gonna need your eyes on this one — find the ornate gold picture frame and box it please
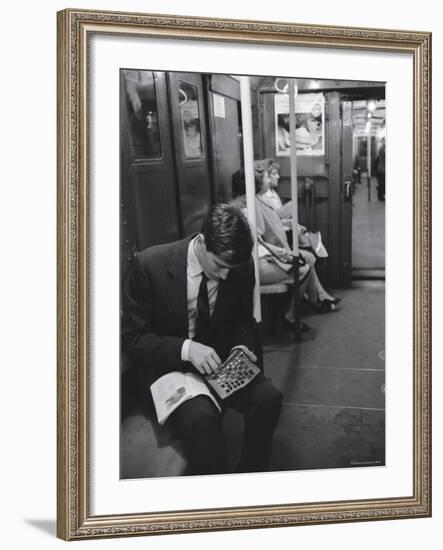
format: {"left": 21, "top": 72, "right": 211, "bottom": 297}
{"left": 57, "top": 8, "right": 431, "bottom": 540}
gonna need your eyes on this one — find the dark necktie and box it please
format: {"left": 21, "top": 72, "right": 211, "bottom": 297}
{"left": 194, "top": 273, "right": 210, "bottom": 343}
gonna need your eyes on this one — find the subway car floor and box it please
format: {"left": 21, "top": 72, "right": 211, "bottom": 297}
{"left": 120, "top": 280, "right": 385, "bottom": 478}
{"left": 261, "top": 280, "right": 384, "bottom": 471}
{"left": 352, "top": 176, "right": 385, "bottom": 277}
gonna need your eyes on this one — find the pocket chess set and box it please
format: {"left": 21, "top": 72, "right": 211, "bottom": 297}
{"left": 206, "top": 348, "right": 260, "bottom": 399}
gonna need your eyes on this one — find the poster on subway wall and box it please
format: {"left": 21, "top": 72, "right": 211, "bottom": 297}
{"left": 275, "top": 92, "right": 325, "bottom": 156}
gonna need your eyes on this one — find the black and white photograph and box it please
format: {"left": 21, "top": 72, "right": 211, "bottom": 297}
{"left": 119, "top": 70, "right": 387, "bottom": 479}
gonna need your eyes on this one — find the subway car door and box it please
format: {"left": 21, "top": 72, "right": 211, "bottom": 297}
{"left": 259, "top": 86, "right": 354, "bottom": 289}
{"left": 120, "top": 69, "right": 181, "bottom": 263}
{"left": 168, "top": 73, "right": 212, "bottom": 236}
{"left": 260, "top": 85, "right": 331, "bottom": 285}
{"left": 206, "top": 75, "right": 243, "bottom": 202}
{"left": 324, "top": 92, "right": 354, "bottom": 288}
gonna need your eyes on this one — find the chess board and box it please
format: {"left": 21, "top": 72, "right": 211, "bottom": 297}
{"left": 206, "top": 348, "right": 260, "bottom": 399}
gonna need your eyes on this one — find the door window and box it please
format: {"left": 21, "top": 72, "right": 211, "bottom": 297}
{"left": 178, "top": 81, "right": 203, "bottom": 159}
{"left": 122, "top": 69, "right": 161, "bottom": 159}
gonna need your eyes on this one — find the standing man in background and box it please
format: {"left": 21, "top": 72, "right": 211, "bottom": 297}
{"left": 376, "top": 138, "right": 386, "bottom": 201}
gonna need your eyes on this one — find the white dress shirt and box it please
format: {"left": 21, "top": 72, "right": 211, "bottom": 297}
{"left": 180, "top": 235, "right": 219, "bottom": 359}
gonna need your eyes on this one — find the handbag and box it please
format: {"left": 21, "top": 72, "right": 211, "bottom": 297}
{"left": 299, "top": 230, "right": 328, "bottom": 258}
{"left": 257, "top": 236, "right": 306, "bottom": 273}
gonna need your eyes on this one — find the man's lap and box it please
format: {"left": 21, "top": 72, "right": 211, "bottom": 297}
{"left": 165, "top": 374, "right": 281, "bottom": 435}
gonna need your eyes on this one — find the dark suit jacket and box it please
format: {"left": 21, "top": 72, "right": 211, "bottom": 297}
{"left": 122, "top": 236, "right": 256, "bottom": 387}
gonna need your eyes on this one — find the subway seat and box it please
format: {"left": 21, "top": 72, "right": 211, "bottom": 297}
{"left": 259, "top": 283, "right": 289, "bottom": 294}
{"left": 120, "top": 413, "right": 186, "bottom": 479}
{"left": 259, "top": 282, "right": 291, "bottom": 336}
{"left": 120, "top": 354, "right": 187, "bottom": 478}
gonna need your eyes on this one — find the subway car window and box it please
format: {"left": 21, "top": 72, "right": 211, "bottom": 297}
{"left": 178, "top": 80, "right": 203, "bottom": 158}
{"left": 122, "top": 69, "right": 161, "bottom": 159}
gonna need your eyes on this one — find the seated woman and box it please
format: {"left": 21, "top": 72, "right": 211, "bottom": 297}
{"left": 260, "top": 159, "right": 284, "bottom": 212}
{"left": 231, "top": 164, "right": 339, "bottom": 320}
{"left": 261, "top": 158, "right": 328, "bottom": 258}
{"left": 260, "top": 158, "right": 297, "bottom": 223}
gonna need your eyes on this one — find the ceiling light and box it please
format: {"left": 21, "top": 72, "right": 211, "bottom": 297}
{"left": 367, "top": 100, "right": 376, "bottom": 112}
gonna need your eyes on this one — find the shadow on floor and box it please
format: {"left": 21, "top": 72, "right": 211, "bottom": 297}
{"left": 24, "top": 519, "right": 56, "bottom": 537}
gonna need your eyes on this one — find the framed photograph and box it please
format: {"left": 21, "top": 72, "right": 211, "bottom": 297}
{"left": 57, "top": 8, "right": 431, "bottom": 540}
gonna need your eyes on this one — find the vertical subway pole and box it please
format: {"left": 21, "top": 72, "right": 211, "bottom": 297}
{"left": 239, "top": 76, "right": 262, "bottom": 324}
{"left": 367, "top": 131, "right": 372, "bottom": 179}
{"left": 289, "top": 79, "right": 301, "bottom": 341}
{"left": 367, "top": 132, "right": 372, "bottom": 202}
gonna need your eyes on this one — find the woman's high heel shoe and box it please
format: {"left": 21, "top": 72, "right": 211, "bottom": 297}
{"left": 317, "top": 297, "right": 341, "bottom": 313}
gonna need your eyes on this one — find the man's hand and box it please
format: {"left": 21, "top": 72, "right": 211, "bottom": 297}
{"left": 232, "top": 345, "right": 258, "bottom": 363}
{"left": 188, "top": 341, "right": 222, "bottom": 375}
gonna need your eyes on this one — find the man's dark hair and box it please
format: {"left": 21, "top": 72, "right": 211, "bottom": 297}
{"left": 231, "top": 169, "right": 263, "bottom": 198}
{"left": 201, "top": 203, "right": 253, "bottom": 265}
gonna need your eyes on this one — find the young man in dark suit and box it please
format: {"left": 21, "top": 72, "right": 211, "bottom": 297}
{"left": 122, "top": 203, "right": 282, "bottom": 475}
